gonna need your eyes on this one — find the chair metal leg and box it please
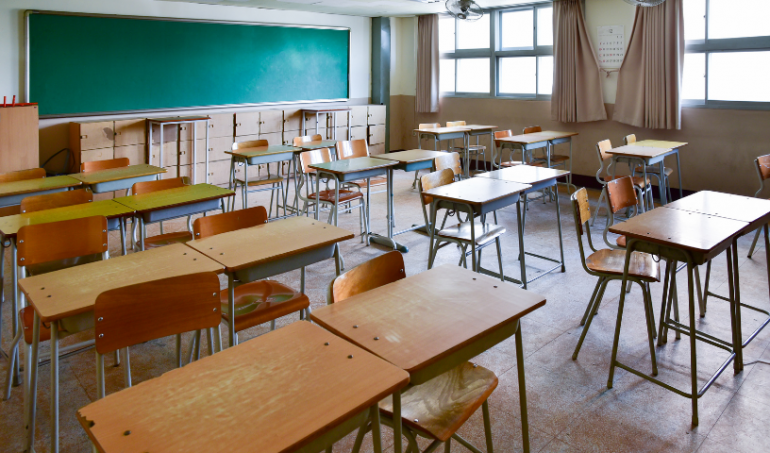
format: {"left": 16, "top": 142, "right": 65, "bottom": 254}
{"left": 580, "top": 278, "right": 604, "bottom": 326}
{"left": 482, "top": 400, "right": 494, "bottom": 453}
{"left": 495, "top": 237, "right": 505, "bottom": 282}
{"left": 641, "top": 283, "right": 659, "bottom": 375}
{"left": 175, "top": 334, "right": 182, "bottom": 367}
{"left": 3, "top": 323, "right": 22, "bottom": 400}
{"left": 748, "top": 227, "right": 763, "bottom": 258}
{"left": 121, "top": 347, "right": 132, "bottom": 387}
{"left": 591, "top": 188, "right": 607, "bottom": 227}
{"left": 573, "top": 279, "right": 609, "bottom": 360}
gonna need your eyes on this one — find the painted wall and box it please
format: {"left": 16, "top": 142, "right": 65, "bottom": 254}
{"left": 584, "top": 0, "right": 635, "bottom": 103}
{"left": 390, "top": 16, "right": 417, "bottom": 97}
{"left": 0, "top": 0, "right": 371, "bottom": 164}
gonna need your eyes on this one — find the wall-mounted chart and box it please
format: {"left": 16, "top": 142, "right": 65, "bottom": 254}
{"left": 597, "top": 25, "right": 625, "bottom": 68}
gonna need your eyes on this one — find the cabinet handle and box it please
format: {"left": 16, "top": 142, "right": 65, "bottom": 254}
{"left": 209, "top": 124, "right": 214, "bottom": 128}
{"left": 236, "top": 123, "right": 241, "bottom": 126}
{"left": 80, "top": 135, "right": 88, "bottom": 139}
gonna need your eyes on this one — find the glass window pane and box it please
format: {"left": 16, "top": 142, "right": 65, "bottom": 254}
{"left": 538, "top": 56, "right": 553, "bottom": 95}
{"left": 684, "top": 0, "right": 705, "bottom": 41}
{"left": 439, "top": 59, "right": 455, "bottom": 93}
{"left": 501, "top": 9, "right": 534, "bottom": 49}
{"left": 439, "top": 16, "right": 455, "bottom": 53}
{"left": 499, "top": 57, "right": 536, "bottom": 95}
{"left": 456, "top": 58, "right": 490, "bottom": 93}
{"left": 457, "top": 15, "right": 490, "bottom": 50}
{"left": 709, "top": 51, "right": 770, "bottom": 102}
{"left": 537, "top": 7, "right": 553, "bottom": 46}
{"left": 709, "top": 0, "right": 770, "bottom": 39}
{"left": 681, "top": 53, "right": 705, "bottom": 100}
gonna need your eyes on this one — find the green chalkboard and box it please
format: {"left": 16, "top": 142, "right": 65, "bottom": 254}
{"left": 27, "top": 12, "right": 350, "bottom": 117}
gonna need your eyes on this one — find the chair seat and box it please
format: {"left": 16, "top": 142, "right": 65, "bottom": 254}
{"left": 348, "top": 176, "right": 387, "bottom": 188}
{"left": 634, "top": 166, "right": 674, "bottom": 177}
{"left": 586, "top": 249, "right": 660, "bottom": 281}
{"left": 143, "top": 231, "right": 193, "bottom": 249}
{"left": 437, "top": 221, "right": 506, "bottom": 247}
{"left": 235, "top": 176, "right": 284, "bottom": 187}
{"left": 379, "top": 362, "right": 497, "bottom": 442}
{"left": 308, "top": 189, "right": 363, "bottom": 204}
{"left": 219, "top": 280, "right": 309, "bottom": 332}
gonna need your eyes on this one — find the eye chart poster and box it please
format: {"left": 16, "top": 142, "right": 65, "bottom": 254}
{"left": 597, "top": 25, "right": 625, "bottom": 68}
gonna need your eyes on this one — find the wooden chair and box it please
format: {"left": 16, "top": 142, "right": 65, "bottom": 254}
{"left": 592, "top": 139, "right": 651, "bottom": 227}
{"left": 131, "top": 177, "right": 194, "bottom": 251}
{"left": 434, "top": 153, "right": 463, "bottom": 181}
{"left": 569, "top": 187, "right": 659, "bottom": 374}
{"left": 297, "top": 148, "right": 366, "bottom": 238}
{"left": 524, "top": 125, "right": 570, "bottom": 173}
{"left": 230, "top": 139, "right": 285, "bottom": 215}
{"left": 419, "top": 169, "right": 506, "bottom": 277}
{"left": 20, "top": 189, "right": 93, "bottom": 213}
{"left": 747, "top": 154, "right": 770, "bottom": 258}
{"left": 493, "top": 129, "right": 540, "bottom": 169}
{"left": 335, "top": 139, "right": 387, "bottom": 192}
{"left": 627, "top": 134, "right": 673, "bottom": 205}
{"left": 603, "top": 176, "right": 640, "bottom": 250}
{"left": 333, "top": 252, "right": 497, "bottom": 453}
{"left": 293, "top": 134, "right": 323, "bottom": 147}
{"left": 93, "top": 272, "right": 222, "bottom": 398}
{"left": 193, "top": 206, "right": 309, "bottom": 344}
{"left": 80, "top": 157, "right": 129, "bottom": 173}
{"left": 412, "top": 123, "right": 443, "bottom": 187}
{"left": 4, "top": 216, "right": 113, "bottom": 400}
{"left": 447, "top": 120, "right": 488, "bottom": 173}
{"left": 0, "top": 167, "right": 46, "bottom": 183}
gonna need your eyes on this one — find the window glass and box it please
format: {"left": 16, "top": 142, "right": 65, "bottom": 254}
{"left": 537, "top": 7, "right": 553, "bottom": 46}
{"left": 709, "top": 0, "right": 770, "bottom": 39}
{"left": 439, "top": 16, "right": 455, "bottom": 53}
{"left": 708, "top": 51, "right": 770, "bottom": 102}
{"left": 439, "top": 59, "right": 455, "bottom": 93}
{"left": 501, "top": 9, "right": 534, "bottom": 49}
{"left": 456, "top": 58, "right": 490, "bottom": 93}
{"left": 683, "top": 0, "right": 705, "bottom": 41}
{"left": 457, "top": 15, "right": 490, "bottom": 49}
{"left": 538, "top": 56, "right": 553, "bottom": 95}
{"left": 499, "top": 57, "right": 536, "bottom": 95}
{"left": 681, "top": 52, "right": 705, "bottom": 100}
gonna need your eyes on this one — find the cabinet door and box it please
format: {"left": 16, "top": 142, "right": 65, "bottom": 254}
{"left": 196, "top": 160, "right": 233, "bottom": 186}
{"left": 350, "top": 106, "right": 368, "bottom": 127}
{"left": 260, "top": 110, "right": 283, "bottom": 134}
{"left": 150, "top": 141, "right": 179, "bottom": 167}
{"left": 368, "top": 125, "right": 386, "bottom": 145}
{"left": 369, "top": 144, "right": 385, "bottom": 155}
{"left": 149, "top": 123, "right": 179, "bottom": 144}
{"left": 114, "top": 144, "right": 146, "bottom": 165}
{"left": 258, "top": 132, "right": 282, "bottom": 146}
{"left": 283, "top": 109, "right": 302, "bottom": 132}
{"left": 234, "top": 112, "right": 260, "bottom": 137}
{"left": 114, "top": 119, "right": 145, "bottom": 146}
{"left": 333, "top": 110, "right": 350, "bottom": 128}
{"left": 181, "top": 136, "right": 234, "bottom": 164}
{"left": 368, "top": 105, "right": 386, "bottom": 125}
{"left": 76, "top": 121, "right": 114, "bottom": 150}
{"left": 193, "top": 113, "right": 235, "bottom": 139}
{"left": 335, "top": 127, "right": 350, "bottom": 141}
{"left": 350, "top": 126, "right": 367, "bottom": 141}
{"left": 80, "top": 147, "right": 114, "bottom": 163}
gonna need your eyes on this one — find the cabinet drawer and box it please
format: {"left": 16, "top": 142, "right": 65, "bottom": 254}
{"left": 150, "top": 142, "right": 178, "bottom": 167}
{"left": 283, "top": 109, "right": 302, "bottom": 132}
{"left": 114, "top": 144, "right": 146, "bottom": 166}
{"left": 350, "top": 106, "right": 368, "bottom": 127}
{"left": 260, "top": 110, "right": 283, "bottom": 134}
{"left": 369, "top": 144, "right": 385, "bottom": 156}
{"left": 350, "top": 126, "right": 367, "bottom": 141}
{"left": 80, "top": 147, "right": 114, "bottom": 163}
{"left": 114, "top": 119, "right": 145, "bottom": 146}
{"left": 368, "top": 125, "right": 386, "bottom": 145}
{"left": 368, "top": 105, "right": 386, "bottom": 125}
{"left": 73, "top": 121, "right": 114, "bottom": 151}
{"left": 234, "top": 112, "right": 260, "bottom": 137}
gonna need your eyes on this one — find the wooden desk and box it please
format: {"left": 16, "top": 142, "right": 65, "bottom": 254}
{"left": 226, "top": 145, "right": 302, "bottom": 216}
{"left": 414, "top": 126, "right": 490, "bottom": 178}
{"left": 476, "top": 165, "right": 570, "bottom": 284}
{"left": 301, "top": 108, "right": 351, "bottom": 139}
{"left": 20, "top": 243, "right": 223, "bottom": 453}
{"left": 494, "top": 131, "right": 578, "bottom": 190}
{"left": 607, "top": 140, "right": 686, "bottom": 204}
{"left": 147, "top": 116, "right": 211, "bottom": 184}
{"left": 69, "top": 164, "right": 166, "bottom": 194}
{"left": 608, "top": 207, "right": 747, "bottom": 426}
{"left": 309, "top": 157, "right": 404, "bottom": 252}
{"left": 297, "top": 140, "right": 337, "bottom": 151}
{"left": 185, "top": 216, "right": 354, "bottom": 347}
{"left": 422, "top": 177, "right": 532, "bottom": 287}
{"left": 77, "top": 321, "right": 408, "bottom": 453}
{"left": 310, "top": 264, "right": 546, "bottom": 453}
{"left": 0, "top": 175, "right": 82, "bottom": 208}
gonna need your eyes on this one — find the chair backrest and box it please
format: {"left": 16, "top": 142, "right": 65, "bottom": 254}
{"left": 331, "top": 251, "right": 406, "bottom": 303}
{"left": 299, "top": 148, "right": 333, "bottom": 174}
{"left": 94, "top": 272, "right": 221, "bottom": 354}
{"left": 596, "top": 139, "right": 612, "bottom": 163}
{"left": 80, "top": 157, "right": 130, "bottom": 173}
{"left": 336, "top": 139, "right": 369, "bottom": 160}
{"left": 293, "top": 134, "right": 323, "bottom": 146}
{"left": 0, "top": 168, "right": 46, "bottom": 183}
{"left": 446, "top": 121, "right": 466, "bottom": 127}
{"left": 418, "top": 123, "right": 440, "bottom": 130}
{"left": 623, "top": 134, "right": 637, "bottom": 145}
{"left": 232, "top": 139, "right": 268, "bottom": 151}
{"left": 606, "top": 176, "right": 638, "bottom": 214}
{"left": 756, "top": 154, "right": 770, "bottom": 181}
{"left": 17, "top": 216, "right": 108, "bottom": 267}
{"left": 572, "top": 188, "right": 591, "bottom": 235}
{"left": 434, "top": 153, "right": 462, "bottom": 178}
{"left": 20, "top": 189, "right": 93, "bottom": 213}
{"left": 419, "top": 168, "right": 455, "bottom": 206}
{"left": 193, "top": 206, "right": 267, "bottom": 239}
{"left": 523, "top": 125, "right": 542, "bottom": 134}
{"left": 132, "top": 177, "right": 188, "bottom": 195}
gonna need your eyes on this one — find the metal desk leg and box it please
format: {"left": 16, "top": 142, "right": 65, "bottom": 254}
{"left": 227, "top": 273, "right": 236, "bottom": 348}
{"left": 10, "top": 238, "right": 20, "bottom": 386}
{"left": 50, "top": 320, "right": 60, "bottom": 453}
{"left": 555, "top": 186, "right": 566, "bottom": 272}
{"left": 119, "top": 218, "right": 127, "bottom": 256}
{"left": 675, "top": 149, "right": 683, "bottom": 200}
{"left": 517, "top": 201, "right": 527, "bottom": 289}
{"left": 243, "top": 162, "right": 250, "bottom": 210}
{"left": 686, "top": 262, "right": 699, "bottom": 426}
{"left": 315, "top": 172, "right": 322, "bottom": 221}
{"left": 370, "top": 404, "right": 383, "bottom": 453}
{"left": 392, "top": 391, "right": 403, "bottom": 453}
{"left": 732, "top": 237, "right": 744, "bottom": 371}
{"left": 25, "top": 311, "right": 41, "bottom": 451}
{"left": 515, "top": 320, "right": 531, "bottom": 453}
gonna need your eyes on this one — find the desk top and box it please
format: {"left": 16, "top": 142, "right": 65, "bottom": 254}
{"left": 147, "top": 116, "right": 210, "bottom": 123}
{"left": 114, "top": 184, "right": 233, "bottom": 213}
{"left": 665, "top": 190, "right": 770, "bottom": 226}
{"left": 414, "top": 126, "right": 471, "bottom": 135}
{"left": 310, "top": 264, "right": 545, "bottom": 375}
{"left": 69, "top": 165, "right": 166, "bottom": 185}
{"left": 609, "top": 208, "right": 747, "bottom": 257}
{"left": 379, "top": 149, "right": 448, "bottom": 164}
{"left": 606, "top": 145, "right": 674, "bottom": 159}
{"left": 636, "top": 139, "right": 688, "bottom": 149}
{"left": 0, "top": 200, "right": 134, "bottom": 237}
{"left": 496, "top": 131, "right": 578, "bottom": 145}
{"left": 226, "top": 145, "right": 301, "bottom": 158}
{"left": 476, "top": 165, "right": 570, "bottom": 185}
{"left": 77, "top": 321, "right": 408, "bottom": 453}
{"left": 463, "top": 124, "right": 498, "bottom": 132}
{"left": 0, "top": 175, "right": 82, "bottom": 199}
{"left": 298, "top": 140, "right": 337, "bottom": 151}
{"left": 309, "top": 157, "right": 397, "bottom": 175}
{"left": 422, "top": 176, "right": 530, "bottom": 206}
{"left": 20, "top": 243, "right": 222, "bottom": 323}
{"left": 186, "top": 216, "right": 354, "bottom": 272}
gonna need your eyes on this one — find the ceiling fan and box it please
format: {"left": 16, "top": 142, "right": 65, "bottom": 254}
{"left": 445, "top": 0, "right": 483, "bottom": 21}
{"left": 622, "top": 0, "right": 667, "bottom": 6}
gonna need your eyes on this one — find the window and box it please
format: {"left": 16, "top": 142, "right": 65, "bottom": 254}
{"left": 683, "top": 0, "right": 770, "bottom": 108}
{"left": 438, "top": 3, "right": 553, "bottom": 99}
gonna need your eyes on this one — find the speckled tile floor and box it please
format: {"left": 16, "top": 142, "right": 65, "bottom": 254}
{"left": 1, "top": 169, "right": 770, "bottom": 453}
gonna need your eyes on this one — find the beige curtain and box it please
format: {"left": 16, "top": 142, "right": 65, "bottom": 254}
{"left": 613, "top": 0, "right": 684, "bottom": 129}
{"left": 551, "top": 0, "right": 607, "bottom": 123}
{"left": 416, "top": 14, "right": 439, "bottom": 113}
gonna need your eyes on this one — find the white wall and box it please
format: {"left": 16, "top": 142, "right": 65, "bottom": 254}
{"left": 390, "top": 16, "right": 417, "bottom": 96}
{"left": 584, "top": 0, "right": 635, "bottom": 104}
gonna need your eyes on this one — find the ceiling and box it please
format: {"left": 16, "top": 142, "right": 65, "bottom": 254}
{"left": 159, "top": 0, "right": 541, "bottom": 18}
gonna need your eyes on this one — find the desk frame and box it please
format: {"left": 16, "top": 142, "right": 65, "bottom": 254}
{"left": 608, "top": 146, "right": 684, "bottom": 205}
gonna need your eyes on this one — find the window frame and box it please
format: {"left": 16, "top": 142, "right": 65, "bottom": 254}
{"left": 684, "top": 0, "right": 770, "bottom": 110}
{"left": 439, "top": 1, "right": 554, "bottom": 101}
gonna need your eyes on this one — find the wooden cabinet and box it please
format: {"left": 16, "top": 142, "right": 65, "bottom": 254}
{"left": 114, "top": 119, "right": 145, "bottom": 146}
{"left": 350, "top": 106, "right": 368, "bottom": 127}
{"left": 181, "top": 136, "right": 233, "bottom": 164}
{"left": 150, "top": 141, "right": 178, "bottom": 168}
{"left": 351, "top": 126, "right": 367, "bottom": 141}
{"left": 0, "top": 105, "right": 39, "bottom": 173}
{"left": 69, "top": 120, "right": 115, "bottom": 169}
{"left": 114, "top": 144, "right": 146, "bottom": 166}
{"left": 368, "top": 125, "right": 386, "bottom": 146}
{"left": 283, "top": 109, "right": 302, "bottom": 132}
{"left": 368, "top": 105, "right": 386, "bottom": 126}
{"left": 80, "top": 148, "right": 114, "bottom": 164}
{"left": 234, "top": 112, "right": 260, "bottom": 137}
{"left": 370, "top": 144, "right": 385, "bottom": 155}
{"left": 260, "top": 110, "right": 283, "bottom": 134}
